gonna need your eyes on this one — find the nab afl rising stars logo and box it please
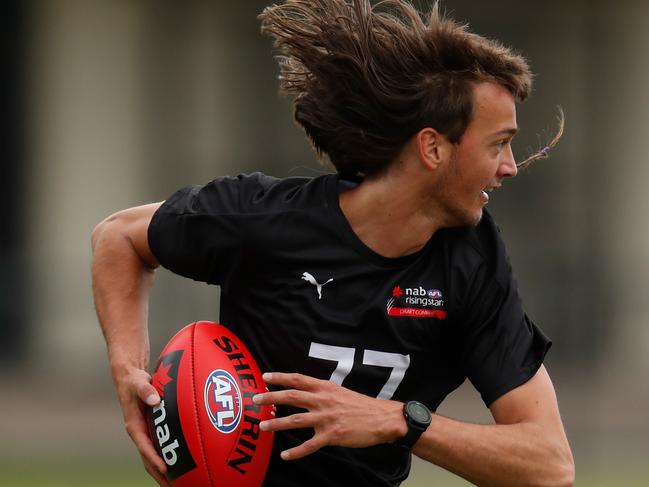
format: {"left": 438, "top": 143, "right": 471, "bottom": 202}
{"left": 387, "top": 285, "right": 447, "bottom": 318}
{"left": 204, "top": 369, "right": 242, "bottom": 434}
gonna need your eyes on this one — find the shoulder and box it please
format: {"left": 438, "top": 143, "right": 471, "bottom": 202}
{"left": 157, "top": 172, "right": 331, "bottom": 217}
{"left": 230, "top": 172, "right": 330, "bottom": 212}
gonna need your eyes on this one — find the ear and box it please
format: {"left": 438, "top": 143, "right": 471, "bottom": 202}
{"left": 415, "top": 128, "right": 452, "bottom": 170}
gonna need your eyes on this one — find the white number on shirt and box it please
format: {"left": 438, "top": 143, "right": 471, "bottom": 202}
{"left": 308, "top": 342, "right": 410, "bottom": 400}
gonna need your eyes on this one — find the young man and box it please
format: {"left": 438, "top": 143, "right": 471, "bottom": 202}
{"left": 92, "top": 1, "right": 574, "bottom": 486}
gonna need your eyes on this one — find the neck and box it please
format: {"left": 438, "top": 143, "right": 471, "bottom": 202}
{"left": 339, "top": 168, "right": 445, "bottom": 258}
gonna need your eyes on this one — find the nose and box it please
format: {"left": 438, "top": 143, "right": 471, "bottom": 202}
{"left": 499, "top": 145, "right": 518, "bottom": 178}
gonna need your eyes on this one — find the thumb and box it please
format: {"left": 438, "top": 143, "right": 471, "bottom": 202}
{"left": 138, "top": 381, "right": 161, "bottom": 407}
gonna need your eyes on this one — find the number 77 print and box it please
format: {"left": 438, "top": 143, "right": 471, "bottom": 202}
{"left": 308, "top": 342, "right": 410, "bottom": 400}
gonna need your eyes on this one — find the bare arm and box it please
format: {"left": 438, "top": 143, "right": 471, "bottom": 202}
{"left": 254, "top": 365, "right": 574, "bottom": 487}
{"left": 91, "top": 202, "right": 170, "bottom": 486}
{"left": 412, "top": 365, "right": 574, "bottom": 487}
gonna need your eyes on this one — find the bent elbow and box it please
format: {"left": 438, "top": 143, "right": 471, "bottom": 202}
{"left": 557, "top": 439, "right": 575, "bottom": 487}
{"left": 557, "top": 457, "right": 575, "bottom": 487}
{"left": 544, "top": 446, "right": 574, "bottom": 487}
{"left": 91, "top": 215, "right": 116, "bottom": 252}
{"left": 91, "top": 206, "right": 160, "bottom": 270}
{"left": 91, "top": 212, "right": 126, "bottom": 254}
{"left": 91, "top": 220, "right": 105, "bottom": 252}
{"left": 528, "top": 440, "right": 574, "bottom": 487}
{"left": 529, "top": 462, "right": 574, "bottom": 487}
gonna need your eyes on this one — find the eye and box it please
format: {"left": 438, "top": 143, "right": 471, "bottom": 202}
{"left": 494, "top": 138, "right": 512, "bottom": 151}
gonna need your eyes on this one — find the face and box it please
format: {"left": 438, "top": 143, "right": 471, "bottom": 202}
{"left": 432, "top": 81, "right": 519, "bottom": 227}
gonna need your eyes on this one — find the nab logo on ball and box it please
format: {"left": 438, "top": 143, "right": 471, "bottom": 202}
{"left": 148, "top": 350, "right": 197, "bottom": 480}
{"left": 204, "top": 370, "right": 242, "bottom": 434}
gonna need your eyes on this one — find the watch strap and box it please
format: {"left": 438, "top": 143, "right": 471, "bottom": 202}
{"left": 397, "top": 422, "right": 425, "bottom": 449}
{"left": 394, "top": 401, "right": 431, "bottom": 449}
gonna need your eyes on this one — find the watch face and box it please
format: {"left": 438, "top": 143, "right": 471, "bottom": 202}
{"left": 407, "top": 402, "right": 431, "bottom": 424}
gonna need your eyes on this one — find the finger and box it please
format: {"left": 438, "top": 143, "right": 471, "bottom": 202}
{"left": 260, "top": 412, "right": 313, "bottom": 432}
{"left": 142, "top": 453, "right": 172, "bottom": 487}
{"left": 130, "top": 427, "right": 168, "bottom": 475}
{"left": 280, "top": 435, "right": 327, "bottom": 461}
{"left": 262, "top": 372, "right": 323, "bottom": 391}
{"left": 253, "top": 389, "right": 315, "bottom": 408}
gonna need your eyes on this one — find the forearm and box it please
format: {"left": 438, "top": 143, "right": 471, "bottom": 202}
{"left": 412, "top": 414, "right": 573, "bottom": 487}
{"left": 91, "top": 206, "right": 171, "bottom": 486}
{"left": 254, "top": 371, "right": 573, "bottom": 486}
{"left": 91, "top": 216, "right": 156, "bottom": 376}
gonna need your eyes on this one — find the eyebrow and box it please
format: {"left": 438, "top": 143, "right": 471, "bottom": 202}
{"left": 492, "top": 127, "right": 519, "bottom": 138}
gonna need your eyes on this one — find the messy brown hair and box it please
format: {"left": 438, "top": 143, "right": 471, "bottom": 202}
{"left": 260, "top": 0, "right": 533, "bottom": 179}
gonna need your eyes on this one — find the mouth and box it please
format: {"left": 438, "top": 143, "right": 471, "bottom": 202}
{"left": 480, "top": 185, "right": 500, "bottom": 202}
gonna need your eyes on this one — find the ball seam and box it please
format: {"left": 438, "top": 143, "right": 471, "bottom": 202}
{"left": 191, "top": 321, "right": 216, "bottom": 487}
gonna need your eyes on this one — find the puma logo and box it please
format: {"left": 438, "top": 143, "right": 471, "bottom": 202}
{"left": 301, "top": 272, "right": 334, "bottom": 300}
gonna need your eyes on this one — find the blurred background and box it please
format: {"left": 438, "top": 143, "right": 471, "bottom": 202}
{"left": 1, "top": 0, "right": 648, "bottom": 485}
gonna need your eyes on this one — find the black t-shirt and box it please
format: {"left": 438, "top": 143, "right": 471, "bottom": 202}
{"left": 148, "top": 172, "right": 551, "bottom": 487}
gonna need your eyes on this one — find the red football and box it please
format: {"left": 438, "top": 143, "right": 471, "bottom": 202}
{"left": 147, "top": 321, "right": 274, "bottom": 486}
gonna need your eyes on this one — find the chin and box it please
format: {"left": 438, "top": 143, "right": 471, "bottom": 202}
{"left": 463, "top": 206, "right": 485, "bottom": 227}
{"left": 446, "top": 208, "right": 483, "bottom": 228}
{"left": 458, "top": 204, "right": 484, "bottom": 226}
{"left": 470, "top": 208, "right": 484, "bottom": 226}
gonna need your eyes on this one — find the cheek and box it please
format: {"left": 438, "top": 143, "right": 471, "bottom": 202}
{"left": 475, "top": 156, "right": 500, "bottom": 181}
{"left": 448, "top": 151, "right": 496, "bottom": 197}
{"left": 457, "top": 167, "right": 493, "bottom": 203}
{"left": 462, "top": 167, "right": 490, "bottom": 192}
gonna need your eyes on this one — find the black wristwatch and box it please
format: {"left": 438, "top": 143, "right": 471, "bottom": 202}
{"left": 395, "top": 400, "right": 432, "bottom": 449}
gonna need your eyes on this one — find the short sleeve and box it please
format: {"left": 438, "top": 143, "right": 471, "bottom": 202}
{"left": 147, "top": 175, "right": 257, "bottom": 285}
{"left": 456, "top": 216, "right": 551, "bottom": 407}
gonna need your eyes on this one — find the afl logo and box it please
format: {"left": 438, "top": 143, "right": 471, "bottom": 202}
{"left": 204, "top": 369, "right": 242, "bottom": 434}
{"left": 428, "top": 289, "right": 442, "bottom": 299}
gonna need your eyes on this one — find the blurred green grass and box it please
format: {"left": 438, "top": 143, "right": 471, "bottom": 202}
{"left": 1, "top": 461, "right": 647, "bottom": 486}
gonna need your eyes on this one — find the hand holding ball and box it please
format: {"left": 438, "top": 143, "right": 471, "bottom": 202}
{"left": 147, "top": 321, "right": 274, "bottom": 486}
